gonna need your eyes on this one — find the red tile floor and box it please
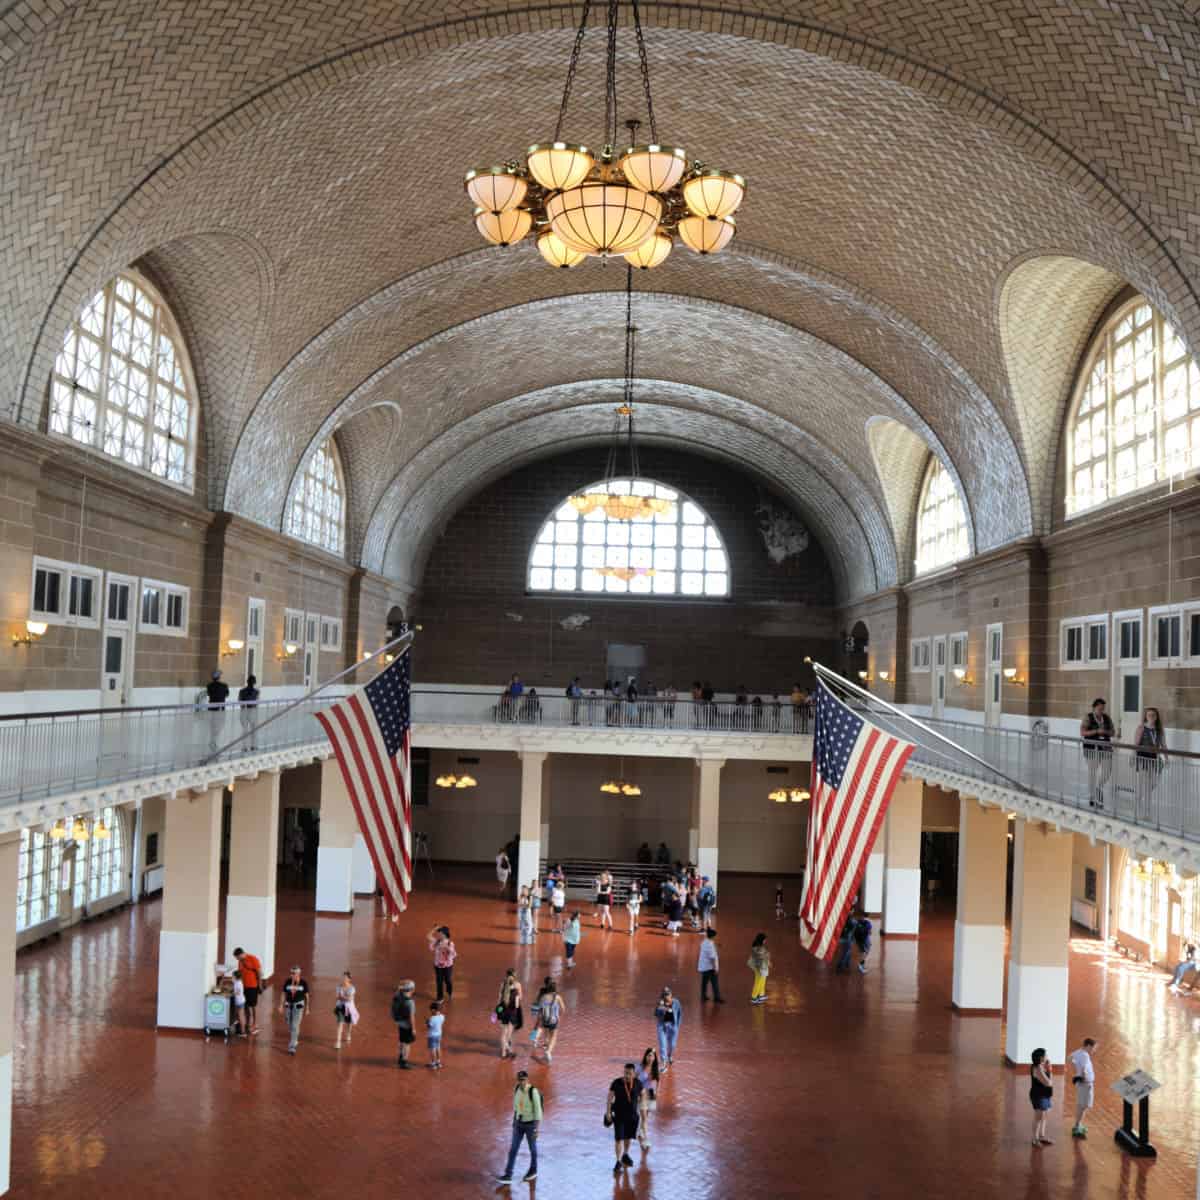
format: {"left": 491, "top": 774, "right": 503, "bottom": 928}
{"left": 11, "top": 869, "right": 1199, "bottom": 1199}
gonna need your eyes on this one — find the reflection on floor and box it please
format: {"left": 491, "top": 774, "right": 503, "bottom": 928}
{"left": 12, "top": 870, "right": 1198, "bottom": 1198}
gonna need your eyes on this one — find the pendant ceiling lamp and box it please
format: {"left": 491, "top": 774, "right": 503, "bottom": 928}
{"left": 567, "top": 267, "right": 674, "bottom": 522}
{"left": 435, "top": 773, "right": 478, "bottom": 789}
{"left": 463, "top": 0, "right": 746, "bottom": 266}
{"left": 601, "top": 757, "right": 642, "bottom": 796}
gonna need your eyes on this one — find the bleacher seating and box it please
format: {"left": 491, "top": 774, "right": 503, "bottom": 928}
{"left": 537, "top": 857, "right": 675, "bottom": 904}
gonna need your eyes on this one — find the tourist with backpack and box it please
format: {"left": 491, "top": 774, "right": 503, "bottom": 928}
{"left": 697, "top": 876, "right": 716, "bottom": 930}
{"left": 496, "top": 1069, "right": 542, "bottom": 1185}
{"left": 391, "top": 980, "right": 416, "bottom": 1069}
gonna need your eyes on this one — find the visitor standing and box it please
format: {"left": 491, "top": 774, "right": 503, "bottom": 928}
{"left": 626, "top": 881, "right": 642, "bottom": 935}
{"left": 655, "top": 987, "right": 682, "bottom": 1068}
{"left": 496, "top": 848, "right": 512, "bottom": 892}
{"left": 656, "top": 842, "right": 671, "bottom": 866}
{"left": 334, "top": 970, "right": 358, "bottom": 1049}
{"left": 595, "top": 870, "right": 615, "bottom": 929}
{"left": 427, "top": 925, "right": 457, "bottom": 1001}
{"left": 566, "top": 676, "right": 583, "bottom": 724}
{"left": 636, "top": 1047, "right": 660, "bottom": 1150}
{"left": 426, "top": 1001, "right": 445, "bottom": 1069}
{"left": 237, "top": 674, "right": 259, "bottom": 748}
{"left": 232, "top": 947, "right": 262, "bottom": 1035}
{"left": 231, "top": 970, "right": 246, "bottom": 1037}
{"left": 1133, "top": 706, "right": 1167, "bottom": 818}
{"left": 391, "top": 979, "right": 416, "bottom": 1068}
{"left": 1080, "top": 699, "right": 1114, "bottom": 809}
{"left": 497, "top": 968, "right": 524, "bottom": 1058}
{"left": 551, "top": 878, "right": 567, "bottom": 931}
{"left": 532, "top": 978, "right": 566, "bottom": 1063}
{"left": 748, "top": 932, "right": 770, "bottom": 1004}
{"left": 1030, "top": 1048, "right": 1054, "bottom": 1146}
{"left": 517, "top": 886, "right": 535, "bottom": 945}
{"left": 698, "top": 927, "right": 724, "bottom": 1002}
{"left": 775, "top": 883, "right": 785, "bottom": 920}
{"left": 605, "top": 1062, "right": 644, "bottom": 1175}
{"left": 495, "top": 1069, "right": 542, "bottom": 1185}
{"left": 853, "top": 915, "right": 873, "bottom": 974}
{"left": 698, "top": 876, "right": 716, "bottom": 930}
{"left": 665, "top": 879, "right": 684, "bottom": 937}
{"left": 563, "top": 911, "right": 582, "bottom": 970}
{"left": 205, "top": 669, "right": 230, "bottom": 750}
{"left": 279, "top": 965, "right": 310, "bottom": 1055}
{"left": 1068, "top": 1037, "right": 1098, "bottom": 1138}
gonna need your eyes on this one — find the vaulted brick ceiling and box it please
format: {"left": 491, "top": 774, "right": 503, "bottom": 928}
{"left": 5, "top": 3, "right": 1199, "bottom": 601}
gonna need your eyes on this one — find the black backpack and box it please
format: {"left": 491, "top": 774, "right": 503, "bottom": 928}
{"left": 391, "top": 993, "right": 409, "bottom": 1024}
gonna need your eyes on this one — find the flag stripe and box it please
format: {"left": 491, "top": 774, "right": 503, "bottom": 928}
{"left": 349, "top": 694, "right": 411, "bottom": 895}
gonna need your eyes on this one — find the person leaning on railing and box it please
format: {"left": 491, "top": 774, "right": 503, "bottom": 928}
{"left": 1133, "top": 706, "right": 1168, "bottom": 819}
{"left": 1080, "top": 698, "right": 1114, "bottom": 810}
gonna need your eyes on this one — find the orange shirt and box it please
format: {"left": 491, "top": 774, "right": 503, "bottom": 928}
{"left": 239, "top": 954, "right": 261, "bottom": 988}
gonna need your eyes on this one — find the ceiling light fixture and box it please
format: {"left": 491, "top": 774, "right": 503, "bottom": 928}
{"left": 601, "top": 757, "right": 642, "bottom": 797}
{"left": 435, "top": 773, "right": 478, "bottom": 789}
{"left": 769, "top": 787, "right": 810, "bottom": 804}
{"left": 464, "top": 0, "right": 745, "bottom": 265}
{"left": 568, "top": 267, "right": 675, "bottom": 523}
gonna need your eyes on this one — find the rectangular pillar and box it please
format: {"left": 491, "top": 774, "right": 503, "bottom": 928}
{"left": 1005, "top": 819, "right": 1073, "bottom": 1066}
{"left": 884, "top": 776, "right": 922, "bottom": 935}
{"left": 0, "top": 834, "right": 19, "bottom": 1194}
{"left": 952, "top": 799, "right": 1009, "bottom": 1011}
{"left": 226, "top": 772, "right": 281, "bottom": 981}
{"left": 157, "top": 786, "right": 222, "bottom": 1029}
{"left": 863, "top": 842, "right": 884, "bottom": 916}
{"left": 695, "top": 757, "right": 724, "bottom": 887}
{"left": 517, "top": 752, "right": 547, "bottom": 891}
{"left": 352, "top": 834, "right": 376, "bottom": 896}
{"left": 315, "top": 758, "right": 355, "bottom": 913}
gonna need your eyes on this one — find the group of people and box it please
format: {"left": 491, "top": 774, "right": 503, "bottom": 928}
{"left": 1080, "top": 697, "right": 1169, "bottom": 814}
{"left": 1028, "top": 1036, "right": 1099, "bottom": 1146}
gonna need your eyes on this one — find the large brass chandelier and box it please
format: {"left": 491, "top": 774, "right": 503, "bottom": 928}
{"left": 464, "top": 0, "right": 746, "bottom": 268}
{"left": 568, "top": 266, "right": 673, "bottom": 524}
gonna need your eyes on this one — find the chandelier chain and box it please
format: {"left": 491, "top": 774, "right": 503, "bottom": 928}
{"left": 554, "top": 0, "right": 592, "bottom": 143}
{"left": 630, "top": 1, "right": 658, "bottom": 143}
{"left": 604, "top": 0, "right": 620, "bottom": 149}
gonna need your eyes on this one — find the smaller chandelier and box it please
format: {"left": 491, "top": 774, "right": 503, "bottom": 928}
{"left": 71, "top": 816, "right": 89, "bottom": 841}
{"left": 463, "top": 1, "right": 745, "bottom": 267}
{"left": 1133, "top": 857, "right": 1178, "bottom": 885}
{"left": 769, "top": 788, "right": 811, "bottom": 804}
{"left": 436, "top": 773, "right": 478, "bottom": 789}
{"left": 93, "top": 818, "right": 110, "bottom": 840}
{"left": 49, "top": 818, "right": 67, "bottom": 840}
{"left": 602, "top": 758, "right": 641, "bottom": 797}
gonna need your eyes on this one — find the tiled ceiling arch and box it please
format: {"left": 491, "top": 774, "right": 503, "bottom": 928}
{"left": 322, "top": 403, "right": 403, "bottom": 558}
{"left": 373, "top": 393, "right": 890, "bottom": 602}
{"left": 998, "top": 254, "right": 1128, "bottom": 533}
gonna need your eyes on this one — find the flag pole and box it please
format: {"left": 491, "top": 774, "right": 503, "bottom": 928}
{"left": 203, "top": 628, "right": 417, "bottom": 764}
{"left": 810, "top": 660, "right": 1032, "bottom": 796}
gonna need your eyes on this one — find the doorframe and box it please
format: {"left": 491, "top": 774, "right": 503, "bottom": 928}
{"left": 245, "top": 596, "right": 266, "bottom": 684}
{"left": 101, "top": 571, "right": 137, "bottom": 706}
{"left": 984, "top": 622, "right": 1003, "bottom": 729}
{"left": 931, "top": 635, "right": 947, "bottom": 719}
{"left": 1112, "top": 608, "right": 1143, "bottom": 742}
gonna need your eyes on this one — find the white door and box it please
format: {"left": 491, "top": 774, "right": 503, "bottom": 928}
{"left": 101, "top": 573, "right": 136, "bottom": 707}
{"left": 931, "top": 636, "right": 947, "bottom": 719}
{"left": 303, "top": 612, "right": 320, "bottom": 690}
{"left": 1113, "top": 609, "right": 1143, "bottom": 741}
{"left": 245, "top": 597, "right": 265, "bottom": 684}
{"left": 984, "top": 623, "right": 1003, "bottom": 729}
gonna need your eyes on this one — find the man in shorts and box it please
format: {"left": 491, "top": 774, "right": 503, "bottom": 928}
{"left": 1068, "top": 1036, "right": 1098, "bottom": 1137}
{"left": 232, "top": 947, "right": 262, "bottom": 1035}
{"left": 605, "top": 1062, "right": 644, "bottom": 1175}
{"left": 392, "top": 979, "right": 416, "bottom": 1069}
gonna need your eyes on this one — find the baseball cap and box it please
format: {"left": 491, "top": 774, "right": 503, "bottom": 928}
{"left": 516, "top": 1069, "right": 529, "bottom": 1079}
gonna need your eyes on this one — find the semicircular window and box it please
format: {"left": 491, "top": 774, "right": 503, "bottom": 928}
{"left": 528, "top": 479, "right": 729, "bottom": 597}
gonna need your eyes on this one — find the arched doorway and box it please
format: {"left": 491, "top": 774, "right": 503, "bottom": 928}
{"left": 846, "top": 621, "right": 870, "bottom": 685}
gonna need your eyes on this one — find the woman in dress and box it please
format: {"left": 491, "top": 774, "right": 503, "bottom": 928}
{"left": 626, "top": 880, "right": 643, "bottom": 936}
{"left": 1029, "top": 1047, "right": 1054, "bottom": 1146}
{"left": 334, "top": 970, "right": 358, "bottom": 1048}
{"left": 531, "top": 978, "right": 567, "bottom": 1063}
{"left": 497, "top": 968, "right": 524, "bottom": 1059}
{"left": 636, "top": 1047, "right": 661, "bottom": 1149}
{"left": 748, "top": 932, "right": 771, "bottom": 1005}
{"left": 517, "top": 886, "right": 535, "bottom": 945}
{"left": 496, "top": 848, "right": 512, "bottom": 892}
{"left": 595, "top": 870, "right": 615, "bottom": 930}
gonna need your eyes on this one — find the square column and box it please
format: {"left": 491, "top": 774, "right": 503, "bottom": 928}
{"left": 225, "top": 772, "right": 281, "bottom": 981}
{"left": 863, "top": 843, "right": 885, "bottom": 916}
{"left": 1005, "top": 819, "right": 1073, "bottom": 1066}
{"left": 884, "top": 775, "right": 922, "bottom": 936}
{"left": 952, "top": 798, "right": 1009, "bottom": 1012}
{"left": 352, "top": 834, "right": 376, "bottom": 896}
{"left": 0, "top": 833, "right": 19, "bottom": 1194}
{"left": 694, "top": 757, "right": 724, "bottom": 886}
{"left": 315, "top": 758, "right": 355, "bottom": 913}
{"left": 516, "top": 751, "right": 548, "bottom": 891}
{"left": 157, "top": 786, "right": 222, "bottom": 1029}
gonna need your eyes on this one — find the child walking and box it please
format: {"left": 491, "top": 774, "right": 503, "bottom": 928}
{"left": 627, "top": 881, "right": 642, "bottom": 936}
{"left": 427, "top": 1000, "right": 445, "bottom": 1069}
{"left": 231, "top": 969, "right": 246, "bottom": 1037}
{"left": 551, "top": 879, "right": 567, "bottom": 931}
{"left": 563, "top": 911, "right": 582, "bottom": 970}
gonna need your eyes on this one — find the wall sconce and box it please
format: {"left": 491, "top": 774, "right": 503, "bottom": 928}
{"left": 952, "top": 667, "right": 974, "bottom": 685}
{"left": 222, "top": 638, "right": 244, "bottom": 657}
{"left": 12, "top": 619, "right": 47, "bottom": 647}
{"left": 876, "top": 670, "right": 894, "bottom": 685}
{"left": 277, "top": 641, "right": 299, "bottom": 662}
{"left": 1003, "top": 666, "right": 1026, "bottom": 686}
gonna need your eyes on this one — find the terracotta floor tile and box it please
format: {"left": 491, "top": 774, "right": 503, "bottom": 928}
{"left": 10, "top": 871, "right": 1197, "bottom": 1198}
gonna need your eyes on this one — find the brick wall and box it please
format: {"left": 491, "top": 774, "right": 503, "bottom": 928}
{"left": 411, "top": 447, "right": 839, "bottom": 694}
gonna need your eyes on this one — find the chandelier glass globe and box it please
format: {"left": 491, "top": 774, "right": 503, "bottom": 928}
{"left": 682, "top": 169, "right": 747, "bottom": 219}
{"left": 546, "top": 182, "right": 662, "bottom": 256}
{"left": 464, "top": 166, "right": 528, "bottom": 212}
{"left": 619, "top": 144, "right": 688, "bottom": 193}
{"left": 474, "top": 207, "right": 533, "bottom": 246}
{"left": 677, "top": 213, "right": 735, "bottom": 255}
{"left": 526, "top": 142, "right": 595, "bottom": 191}
{"left": 624, "top": 230, "right": 672, "bottom": 270}
{"left": 537, "top": 229, "right": 587, "bottom": 268}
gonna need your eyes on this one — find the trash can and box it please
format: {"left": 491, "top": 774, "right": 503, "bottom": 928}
{"left": 203, "top": 992, "right": 233, "bottom": 1040}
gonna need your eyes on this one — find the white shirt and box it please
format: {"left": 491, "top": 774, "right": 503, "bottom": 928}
{"left": 1068, "top": 1048, "right": 1095, "bottom": 1083}
{"left": 697, "top": 939, "right": 719, "bottom": 972}
{"left": 552, "top": 886, "right": 566, "bottom": 909}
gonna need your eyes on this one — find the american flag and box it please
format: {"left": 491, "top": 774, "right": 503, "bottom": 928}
{"left": 314, "top": 649, "right": 413, "bottom": 917}
{"left": 798, "top": 680, "right": 914, "bottom": 961}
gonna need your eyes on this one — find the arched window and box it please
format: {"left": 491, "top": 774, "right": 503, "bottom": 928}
{"left": 286, "top": 438, "right": 346, "bottom": 556}
{"left": 528, "top": 479, "right": 729, "bottom": 597}
{"left": 1068, "top": 297, "right": 1200, "bottom": 516}
{"left": 49, "top": 272, "right": 197, "bottom": 489}
{"left": 914, "top": 456, "right": 968, "bottom": 575}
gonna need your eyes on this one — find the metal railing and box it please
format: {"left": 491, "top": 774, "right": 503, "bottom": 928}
{"left": 845, "top": 703, "right": 1200, "bottom": 842}
{"left": 0, "top": 690, "right": 813, "bottom": 806}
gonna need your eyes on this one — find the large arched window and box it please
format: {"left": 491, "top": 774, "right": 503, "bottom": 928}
{"left": 528, "top": 479, "right": 729, "bottom": 597}
{"left": 1068, "top": 297, "right": 1200, "bottom": 516}
{"left": 49, "top": 272, "right": 197, "bottom": 489}
{"left": 286, "top": 438, "right": 346, "bottom": 556}
{"left": 914, "top": 456, "right": 968, "bottom": 575}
